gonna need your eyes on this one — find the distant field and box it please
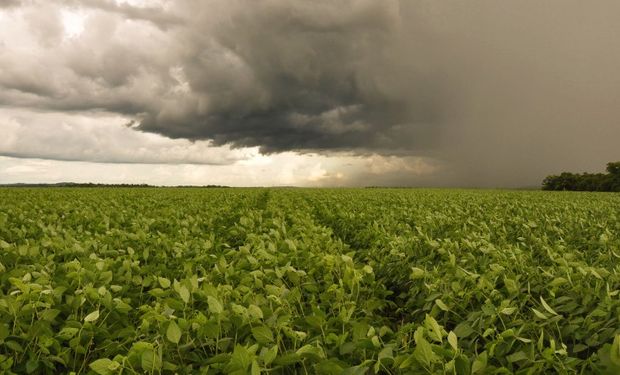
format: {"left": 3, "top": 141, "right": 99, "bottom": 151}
{"left": 0, "top": 188, "right": 619, "bottom": 374}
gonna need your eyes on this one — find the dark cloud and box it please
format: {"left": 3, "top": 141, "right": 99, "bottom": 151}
{"left": 137, "top": 0, "right": 437, "bottom": 154}
{"left": 1, "top": 0, "right": 620, "bottom": 186}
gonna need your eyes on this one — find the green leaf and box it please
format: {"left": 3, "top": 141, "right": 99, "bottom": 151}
{"left": 532, "top": 308, "right": 548, "bottom": 320}
{"left": 471, "top": 351, "right": 487, "bottom": 374}
{"left": 273, "top": 352, "right": 301, "bottom": 366}
{"left": 230, "top": 345, "right": 252, "bottom": 370}
{"left": 371, "top": 335, "right": 381, "bottom": 347}
{"left": 84, "top": 310, "right": 100, "bottom": 323}
{"left": 252, "top": 326, "right": 274, "bottom": 344}
{"left": 500, "top": 307, "right": 517, "bottom": 315}
{"left": 611, "top": 334, "right": 620, "bottom": 366}
{"left": 549, "top": 277, "right": 568, "bottom": 287}
{"left": 39, "top": 309, "right": 61, "bottom": 321}
{"left": 413, "top": 327, "right": 439, "bottom": 366}
{"left": 538, "top": 330, "right": 545, "bottom": 351}
{"left": 207, "top": 296, "right": 223, "bottom": 314}
{"left": 454, "top": 355, "right": 471, "bottom": 375}
{"left": 248, "top": 304, "right": 263, "bottom": 320}
{"left": 507, "top": 351, "right": 529, "bottom": 363}
{"left": 0, "top": 324, "right": 9, "bottom": 342}
{"left": 89, "top": 359, "right": 115, "bottom": 375}
{"left": 296, "top": 344, "right": 325, "bottom": 359}
{"left": 410, "top": 267, "right": 425, "bottom": 279}
{"left": 504, "top": 277, "right": 519, "bottom": 294}
{"left": 260, "top": 345, "right": 278, "bottom": 365}
{"left": 516, "top": 337, "right": 533, "bottom": 343}
{"left": 166, "top": 321, "right": 182, "bottom": 344}
{"left": 378, "top": 346, "right": 394, "bottom": 363}
{"left": 58, "top": 327, "right": 80, "bottom": 340}
{"left": 448, "top": 331, "right": 458, "bottom": 351}
{"left": 319, "top": 359, "right": 346, "bottom": 374}
{"left": 435, "top": 299, "right": 449, "bottom": 311}
{"left": 158, "top": 277, "right": 171, "bottom": 289}
{"left": 251, "top": 359, "right": 261, "bottom": 375}
{"left": 26, "top": 358, "right": 39, "bottom": 374}
{"left": 424, "top": 314, "right": 443, "bottom": 343}
{"left": 413, "top": 337, "right": 438, "bottom": 366}
{"left": 540, "top": 296, "right": 559, "bottom": 316}
{"left": 482, "top": 328, "right": 494, "bottom": 338}
{"left": 398, "top": 354, "right": 415, "bottom": 369}
{"left": 453, "top": 322, "right": 475, "bottom": 338}
{"left": 141, "top": 349, "right": 161, "bottom": 371}
{"left": 5, "top": 340, "right": 24, "bottom": 352}
{"left": 178, "top": 285, "right": 190, "bottom": 304}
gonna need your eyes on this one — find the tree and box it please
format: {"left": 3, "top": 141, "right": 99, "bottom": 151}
{"left": 607, "top": 162, "right": 620, "bottom": 175}
{"left": 607, "top": 162, "right": 620, "bottom": 192}
{"left": 542, "top": 162, "right": 620, "bottom": 192}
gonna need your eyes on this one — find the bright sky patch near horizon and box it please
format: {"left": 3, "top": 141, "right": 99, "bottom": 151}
{"left": 1, "top": 0, "right": 618, "bottom": 187}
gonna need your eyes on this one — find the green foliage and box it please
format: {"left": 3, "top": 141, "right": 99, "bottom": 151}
{"left": 607, "top": 162, "right": 620, "bottom": 176}
{"left": 543, "top": 161, "right": 620, "bottom": 191}
{"left": 0, "top": 187, "right": 619, "bottom": 373}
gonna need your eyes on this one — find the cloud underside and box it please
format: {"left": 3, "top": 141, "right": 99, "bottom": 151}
{"left": 0, "top": 109, "right": 256, "bottom": 165}
{"left": 1, "top": 0, "right": 436, "bottom": 153}
{"left": 1, "top": 0, "right": 620, "bottom": 186}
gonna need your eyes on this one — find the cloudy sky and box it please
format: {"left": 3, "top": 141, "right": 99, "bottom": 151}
{"left": 1, "top": 0, "right": 619, "bottom": 187}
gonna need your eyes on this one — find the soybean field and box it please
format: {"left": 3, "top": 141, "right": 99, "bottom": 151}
{"left": 0, "top": 188, "right": 619, "bottom": 374}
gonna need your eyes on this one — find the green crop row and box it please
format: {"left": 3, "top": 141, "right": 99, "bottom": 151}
{"left": 0, "top": 188, "right": 619, "bottom": 374}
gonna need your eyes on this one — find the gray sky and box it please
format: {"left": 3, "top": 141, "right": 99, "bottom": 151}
{"left": 1, "top": 0, "right": 618, "bottom": 187}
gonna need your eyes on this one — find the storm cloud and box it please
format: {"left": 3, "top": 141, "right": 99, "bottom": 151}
{"left": 135, "top": 0, "right": 439, "bottom": 154}
{"left": 1, "top": 0, "right": 619, "bottom": 186}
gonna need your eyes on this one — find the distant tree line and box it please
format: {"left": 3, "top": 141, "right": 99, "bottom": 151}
{"left": 542, "top": 162, "right": 620, "bottom": 191}
{"left": 0, "top": 182, "right": 152, "bottom": 188}
{"left": 0, "top": 182, "right": 230, "bottom": 188}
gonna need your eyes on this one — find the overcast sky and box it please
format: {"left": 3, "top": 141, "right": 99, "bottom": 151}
{"left": 1, "top": 0, "right": 619, "bottom": 187}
